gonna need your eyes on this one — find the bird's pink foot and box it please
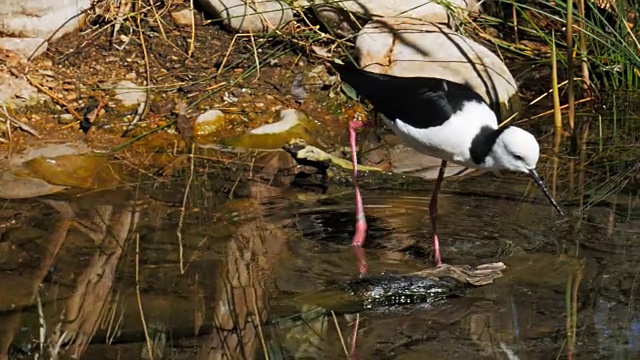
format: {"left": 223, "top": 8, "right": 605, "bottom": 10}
{"left": 349, "top": 120, "right": 365, "bottom": 130}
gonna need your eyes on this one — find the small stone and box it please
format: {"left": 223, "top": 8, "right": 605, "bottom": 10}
{"left": 57, "top": 114, "right": 75, "bottom": 125}
{"left": 43, "top": 79, "right": 58, "bottom": 88}
{"left": 110, "top": 80, "right": 147, "bottom": 108}
{"left": 37, "top": 70, "right": 56, "bottom": 77}
{"left": 171, "top": 9, "right": 194, "bottom": 26}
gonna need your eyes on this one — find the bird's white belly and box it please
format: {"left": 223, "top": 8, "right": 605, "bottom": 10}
{"left": 386, "top": 120, "right": 468, "bottom": 165}
{"left": 381, "top": 103, "right": 497, "bottom": 168}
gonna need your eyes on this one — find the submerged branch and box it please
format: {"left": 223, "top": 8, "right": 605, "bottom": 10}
{"left": 308, "top": 262, "right": 506, "bottom": 312}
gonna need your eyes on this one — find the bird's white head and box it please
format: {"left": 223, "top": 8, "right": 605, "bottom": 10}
{"left": 489, "top": 126, "right": 564, "bottom": 216}
{"left": 491, "top": 127, "right": 540, "bottom": 173}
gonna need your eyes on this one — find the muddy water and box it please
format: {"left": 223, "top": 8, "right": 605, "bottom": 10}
{"left": 0, "top": 156, "right": 638, "bottom": 359}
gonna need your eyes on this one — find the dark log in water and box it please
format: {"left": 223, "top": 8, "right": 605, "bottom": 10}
{"left": 346, "top": 273, "right": 464, "bottom": 310}
{"left": 309, "top": 263, "right": 506, "bottom": 312}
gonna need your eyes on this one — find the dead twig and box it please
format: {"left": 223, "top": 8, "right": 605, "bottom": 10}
{"left": 26, "top": 75, "right": 83, "bottom": 121}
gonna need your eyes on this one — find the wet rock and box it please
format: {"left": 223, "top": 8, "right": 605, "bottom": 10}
{"left": 194, "top": 109, "right": 226, "bottom": 137}
{"left": 301, "top": 0, "right": 481, "bottom": 35}
{"left": 0, "top": 141, "right": 122, "bottom": 199}
{"left": 0, "top": 170, "right": 68, "bottom": 199}
{"left": 9, "top": 141, "right": 90, "bottom": 166}
{"left": 110, "top": 80, "right": 147, "bottom": 108}
{"left": 197, "top": 0, "right": 294, "bottom": 33}
{"left": 22, "top": 154, "right": 118, "bottom": 189}
{"left": 0, "top": 0, "right": 92, "bottom": 41}
{"left": 0, "top": 37, "right": 46, "bottom": 59}
{"left": 171, "top": 9, "right": 194, "bottom": 26}
{"left": 222, "top": 109, "right": 323, "bottom": 150}
{"left": 355, "top": 19, "right": 519, "bottom": 112}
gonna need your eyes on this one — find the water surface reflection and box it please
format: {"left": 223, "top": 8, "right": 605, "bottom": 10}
{"left": 0, "top": 164, "right": 637, "bottom": 360}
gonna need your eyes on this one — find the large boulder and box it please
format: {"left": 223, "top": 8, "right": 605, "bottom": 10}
{"left": 0, "top": 0, "right": 91, "bottom": 40}
{"left": 298, "top": 0, "right": 481, "bottom": 37}
{"left": 197, "top": 0, "right": 294, "bottom": 33}
{"left": 354, "top": 19, "right": 519, "bottom": 115}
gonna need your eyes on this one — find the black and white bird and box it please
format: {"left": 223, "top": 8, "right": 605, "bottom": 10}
{"left": 334, "top": 62, "right": 564, "bottom": 266}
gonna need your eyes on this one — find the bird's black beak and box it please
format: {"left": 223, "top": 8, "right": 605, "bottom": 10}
{"left": 529, "top": 170, "right": 565, "bottom": 216}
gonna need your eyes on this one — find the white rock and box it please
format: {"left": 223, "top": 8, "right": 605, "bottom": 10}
{"left": 171, "top": 9, "right": 195, "bottom": 26}
{"left": 355, "top": 19, "right": 518, "bottom": 110}
{"left": 221, "top": 109, "right": 321, "bottom": 149}
{"left": 250, "top": 109, "right": 301, "bottom": 134}
{"left": 0, "top": 37, "right": 47, "bottom": 59}
{"left": 197, "top": 0, "right": 293, "bottom": 33}
{"left": 0, "top": 141, "right": 90, "bottom": 199}
{"left": 0, "top": 0, "right": 92, "bottom": 40}
{"left": 300, "top": 0, "right": 480, "bottom": 35}
{"left": 111, "top": 80, "right": 147, "bottom": 108}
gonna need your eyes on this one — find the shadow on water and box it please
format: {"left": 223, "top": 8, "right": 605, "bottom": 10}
{"left": 0, "top": 129, "right": 638, "bottom": 359}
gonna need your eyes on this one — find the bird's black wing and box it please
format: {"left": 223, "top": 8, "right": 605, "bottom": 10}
{"left": 333, "top": 62, "right": 486, "bottom": 129}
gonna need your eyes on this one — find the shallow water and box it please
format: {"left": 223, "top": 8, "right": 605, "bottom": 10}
{"left": 0, "top": 158, "right": 638, "bottom": 360}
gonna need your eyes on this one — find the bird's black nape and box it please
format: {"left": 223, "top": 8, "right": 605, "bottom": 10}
{"left": 469, "top": 125, "right": 509, "bottom": 166}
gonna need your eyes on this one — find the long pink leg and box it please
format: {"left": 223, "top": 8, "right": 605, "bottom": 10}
{"left": 430, "top": 160, "right": 447, "bottom": 266}
{"left": 349, "top": 120, "right": 367, "bottom": 247}
{"left": 349, "top": 119, "right": 368, "bottom": 274}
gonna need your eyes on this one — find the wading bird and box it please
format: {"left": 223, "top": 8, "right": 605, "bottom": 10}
{"left": 334, "top": 62, "right": 565, "bottom": 266}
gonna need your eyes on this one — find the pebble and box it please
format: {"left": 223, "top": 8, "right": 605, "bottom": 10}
{"left": 171, "top": 9, "right": 194, "bottom": 26}
{"left": 57, "top": 114, "right": 75, "bottom": 124}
